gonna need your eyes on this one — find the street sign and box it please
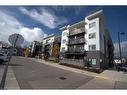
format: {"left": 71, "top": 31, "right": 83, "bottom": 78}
{"left": 8, "top": 33, "right": 24, "bottom": 47}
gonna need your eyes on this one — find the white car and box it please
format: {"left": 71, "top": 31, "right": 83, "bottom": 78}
{"left": 0, "top": 53, "right": 9, "bottom": 64}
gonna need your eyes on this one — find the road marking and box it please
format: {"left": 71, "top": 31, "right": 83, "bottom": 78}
{"left": 95, "top": 76, "right": 109, "bottom": 80}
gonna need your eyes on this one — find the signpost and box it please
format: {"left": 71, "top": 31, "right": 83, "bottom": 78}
{"left": 8, "top": 34, "right": 24, "bottom": 61}
{"left": 8, "top": 33, "right": 24, "bottom": 47}
{"left": 0, "top": 33, "right": 24, "bottom": 89}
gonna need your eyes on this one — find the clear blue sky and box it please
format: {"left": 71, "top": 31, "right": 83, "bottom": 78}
{"left": 0, "top": 6, "right": 127, "bottom": 44}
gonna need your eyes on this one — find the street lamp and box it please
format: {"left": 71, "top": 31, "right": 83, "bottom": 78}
{"left": 118, "top": 31, "right": 125, "bottom": 60}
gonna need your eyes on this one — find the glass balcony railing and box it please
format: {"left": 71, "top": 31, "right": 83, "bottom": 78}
{"left": 67, "top": 48, "right": 85, "bottom": 53}
{"left": 69, "top": 28, "right": 86, "bottom": 36}
{"left": 68, "top": 38, "right": 85, "bottom": 45}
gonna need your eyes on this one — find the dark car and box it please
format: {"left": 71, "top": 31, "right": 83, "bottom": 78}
{"left": 114, "top": 58, "right": 127, "bottom": 72}
{"left": 0, "top": 53, "right": 9, "bottom": 64}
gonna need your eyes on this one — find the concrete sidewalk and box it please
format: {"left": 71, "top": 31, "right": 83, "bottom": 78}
{"left": 0, "top": 65, "right": 5, "bottom": 83}
{"left": 4, "top": 65, "right": 20, "bottom": 89}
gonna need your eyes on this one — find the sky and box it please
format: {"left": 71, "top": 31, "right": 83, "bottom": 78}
{"left": 0, "top": 6, "right": 127, "bottom": 56}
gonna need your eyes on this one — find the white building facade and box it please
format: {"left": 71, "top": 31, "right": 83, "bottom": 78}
{"left": 60, "top": 10, "right": 114, "bottom": 69}
{"left": 42, "top": 34, "right": 55, "bottom": 56}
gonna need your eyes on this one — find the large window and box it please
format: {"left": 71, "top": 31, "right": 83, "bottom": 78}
{"left": 89, "top": 22, "right": 96, "bottom": 28}
{"left": 63, "top": 32, "right": 68, "bottom": 36}
{"left": 46, "top": 39, "right": 50, "bottom": 43}
{"left": 62, "top": 47, "right": 65, "bottom": 52}
{"left": 76, "top": 45, "right": 84, "bottom": 51}
{"left": 89, "top": 44, "right": 96, "bottom": 51}
{"left": 89, "top": 32, "right": 96, "bottom": 39}
{"left": 89, "top": 58, "right": 96, "bottom": 65}
{"left": 62, "top": 39, "right": 66, "bottom": 44}
{"left": 77, "top": 35, "right": 84, "bottom": 43}
{"left": 92, "top": 59, "right": 96, "bottom": 65}
{"left": 68, "top": 46, "right": 74, "bottom": 51}
{"left": 79, "top": 37, "right": 84, "bottom": 42}
{"left": 69, "top": 37, "right": 75, "bottom": 44}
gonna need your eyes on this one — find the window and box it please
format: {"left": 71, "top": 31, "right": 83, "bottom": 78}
{"left": 89, "top": 33, "right": 96, "bottom": 39}
{"left": 92, "top": 59, "right": 96, "bottom": 65}
{"left": 46, "top": 39, "right": 50, "bottom": 43}
{"left": 62, "top": 47, "right": 65, "bottom": 52}
{"left": 89, "top": 45, "right": 96, "bottom": 51}
{"left": 79, "top": 38, "right": 84, "bottom": 43}
{"left": 88, "top": 58, "right": 96, "bottom": 65}
{"left": 69, "top": 46, "right": 74, "bottom": 51}
{"left": 62, "top": 39, "right": 66, "bottom": 44}
{"left": 76, "top": 45, "right": 84, "bottom": 51}
{"left": 63, "top": 32, "right": 68, "bottom": 36}
{"left": 89, "top": 22, "right": 96, "bottom": 28}
{"left": 79, "top": 45, "right": 84, "bottom": 50}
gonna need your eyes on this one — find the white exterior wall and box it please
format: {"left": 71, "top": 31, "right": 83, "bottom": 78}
{"left": 43, "top": 36, "right": 55, "bottom": 44}
{"left": 60, "top": 29, "right": 69, "bottom": 52}
{"left": 0, "top": 44, "right": 2, "bottom": 50}
{"left": 31, "top": 41, "right": 35, "bottom": 53}
{"left": 42, "top": 36, "right": 55, "bottom": 56}
{"left": 85, "top": 17, "right": 100, "bottom": 51}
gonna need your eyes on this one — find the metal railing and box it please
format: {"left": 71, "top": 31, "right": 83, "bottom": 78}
{"left": 66, "top": 48, "right": 85, "bottom": 54}
{"left": 69, "top": 28, "right": 86, "bottom": 36}
{"left": 68, "top": 38, "right": 85, "bottom": 45}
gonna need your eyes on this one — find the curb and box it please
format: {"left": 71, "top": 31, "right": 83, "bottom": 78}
{"left": 4, "top": 66, "right": 20, "bottom": 89}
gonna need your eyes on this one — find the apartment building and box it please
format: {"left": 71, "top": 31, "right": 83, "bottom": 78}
{"left": 60, "top": 10, "right": 114, "bottom": 69}
{"left": 42, "top": 34, "right": 55, "bottom": 57}
{"left": 30, "top": 41, "right": 42, "bottom": 57}
{"left": 42, "top": 34, "right": 61, "bottom": 57}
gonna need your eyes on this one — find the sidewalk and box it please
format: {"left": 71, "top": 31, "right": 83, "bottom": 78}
{"left": 4, "top": 65, "right": 20, "bottom": 89}
{"left": 0, "top": 65, "right": 5, "bottom": 83}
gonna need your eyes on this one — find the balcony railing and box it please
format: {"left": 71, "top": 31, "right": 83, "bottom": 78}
{"left": 66, "top": 48, "right": 86, "bottom": 55}
{"left": 68, "top": 38, "right": 85, "bottom": 45}
{"left": 60, "top": 58, "right": 85, "bottom": 67}
{"left": 69, "top": 28, "right": 86, "bottom": 36}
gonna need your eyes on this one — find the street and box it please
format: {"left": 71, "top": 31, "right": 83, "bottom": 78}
{"left": 8, "top": 56, "right": 94, "bottom": 89}
{"left": 1, "top": 56, "right": 127, "bottom": 89}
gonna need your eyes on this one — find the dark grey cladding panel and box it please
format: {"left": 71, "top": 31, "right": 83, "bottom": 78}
{"left": 86, "top": 51, "right": 102, "bottom": 69}
{"left": 86, "top": 51, "right": 100, "bottom": 58}
{"left": 86, "top": 51, "right": 108, "bottom": 69}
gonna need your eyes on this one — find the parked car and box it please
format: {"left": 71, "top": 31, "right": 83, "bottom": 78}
{"left": 121, "top": 63, "right": 127, "bottom": 72}
{"left": 0, "top": 53, "right": 9, "bottom": 64}
{"left": 114, "top": 58, "right": 127, "bottom": 72}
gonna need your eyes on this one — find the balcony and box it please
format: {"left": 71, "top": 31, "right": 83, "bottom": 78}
{"left": 54, "top": 36, "right": 61, "bottom": 44}
{"left": 67, "top": 38, "right": 85, "bottom": 45}
{"left": 65, "top": 48, "right": 86, "bottom": 55}
{"left": 68, "top": 28, "right": 86, "bottom": 37}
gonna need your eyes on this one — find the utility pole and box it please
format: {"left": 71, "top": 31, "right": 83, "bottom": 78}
{"left": 118, "top": 32, "right": 125, "bottom": 60}
{"left": 118, "top": 32, "right": 122, "bottom": 60}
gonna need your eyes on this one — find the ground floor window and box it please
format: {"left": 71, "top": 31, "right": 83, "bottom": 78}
{"left": 92, "top": 59, "right": 96, "bottom": 65}
{"left": 88, "top": 58, "right": 97, "bottom": 65}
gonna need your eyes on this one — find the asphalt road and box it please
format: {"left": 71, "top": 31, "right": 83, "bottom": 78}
{"left": 9, "top": 56, "right": 94, "bottom": 89}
